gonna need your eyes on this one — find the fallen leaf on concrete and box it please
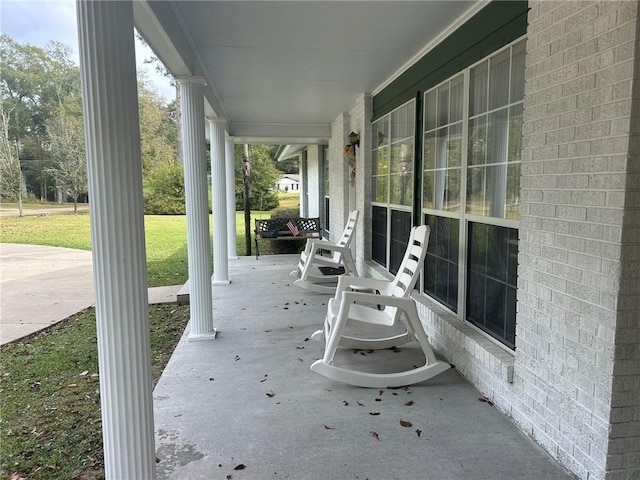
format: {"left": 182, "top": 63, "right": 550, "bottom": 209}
{"left": 479, "top": 396, "right": 494, "bottom": 406}
{"left": 343, "top": 401, "right": 349, "bottom": 406}
{"left": 234, "top": 464, "right": 246, "bottom": 471}
{"left": 296, "top": 346, "right": 304, "bottom": 350}
{"left": 266, "top": 391, "right": 275, "bottom": 398}
{"left": 371, "top": 431, "right": 380, "bottom": 441}
{"left": 400, "top": 420, "right": 412, "bottom": 428}
{"left": 416, "top": 429, "right": 422, "bottom": 437}
{"left": 357, "top": 401, "right": 364, "bottom": 407}
{"left": 234, "top": 355, "right": 240, "bottom": 361}
{"left": 369, "top": 412, "right": 380, "bottom": 416}
{"left": 324, "top": 425, "right": 335, "bottom": 430}
{"left": 405, "top": 400, "right": 414, "bottom": 406}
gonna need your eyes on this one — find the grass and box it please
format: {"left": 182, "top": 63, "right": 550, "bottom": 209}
{"left": 0, "top": 304, "right": 190, "bottom": 480}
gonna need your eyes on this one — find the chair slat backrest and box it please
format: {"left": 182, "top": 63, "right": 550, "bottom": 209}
{"left": 388, "top": 225, "right": 430, "bottom": 299}
{"left": 331, "top": 210, "right": 359, "bottom": 262}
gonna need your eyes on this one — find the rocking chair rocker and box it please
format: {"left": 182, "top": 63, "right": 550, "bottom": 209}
{"left": 310, "top": 225, "right": 450, "bottom": 388}
{"left": 290, "top": 210, "right": 359, "bottom": 294}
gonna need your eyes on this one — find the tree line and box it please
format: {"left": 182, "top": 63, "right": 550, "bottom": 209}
{"left": 0, "top": 34, "right": 285, "bottom": 217}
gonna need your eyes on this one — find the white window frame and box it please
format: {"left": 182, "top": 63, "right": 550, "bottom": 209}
{"left": 420, "top": 37, "right": 525, "bottom": 350}
{"left": 371, "top": 98, "right": 416, "bottom": 273}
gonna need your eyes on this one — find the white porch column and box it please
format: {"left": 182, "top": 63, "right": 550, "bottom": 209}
{"left": 76, "top": 1, "right": 155, "bottom": 478}
{"left": 178, "top": 77, "right": 216, "bottom": 340}
{"left": 225, "top": 135, "right": 238, "bottom": 259}
{"left": 209, "top": 117, "right": 230, "bottom": 284}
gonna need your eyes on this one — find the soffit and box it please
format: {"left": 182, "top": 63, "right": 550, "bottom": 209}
{"left": 135, "top": 1, "right": 479, "bottom": 143}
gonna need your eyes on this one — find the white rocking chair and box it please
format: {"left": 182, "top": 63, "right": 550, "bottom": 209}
{"left": 310, "top": 225, "right": 450, "bottom": 388}
{"left": 290, "top": 210, "right": 359, "bottom": 294}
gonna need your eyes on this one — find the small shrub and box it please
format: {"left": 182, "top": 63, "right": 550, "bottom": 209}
{"left": 144, "top": 162, "right": 186, "bottom": 215}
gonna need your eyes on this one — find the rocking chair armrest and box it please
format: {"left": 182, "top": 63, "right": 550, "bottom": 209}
{"left": 305, "top": 239, "right": 351, "bottom": 253}
{"left": 339, "top": 276, "right": 390, "bottom": 292}
{"left": 341, "top": 291, "right": 416, "bottom": 311}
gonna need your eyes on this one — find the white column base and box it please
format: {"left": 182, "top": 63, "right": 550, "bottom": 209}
{"left": 188, "top": 329, "right": 218, "bottom": 341}
{"left": 228, "top": 256, "right": 239, "bottom": 260}
{"left": 213, "top": 280, "right": 231, "bottom": 285}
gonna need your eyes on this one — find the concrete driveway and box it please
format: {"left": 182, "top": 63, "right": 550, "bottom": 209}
{"left": 0, "top": 243, "right": 182, "bottom": 345}
{"left": 0, "top": 243, "right": 95, "bottom": 344}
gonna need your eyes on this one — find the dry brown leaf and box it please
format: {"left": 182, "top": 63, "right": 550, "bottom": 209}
{"left": 400, "top": 420, "right": 412, "bottom": 428}
{"left": 371, "top": 431, "right": 380, "bottom": 441}
{"left": 266, "top": 391, "right": 275, "bottom": 397}
{"left": 324, "top": 425, "right": 335, "bottom": 430}
{"left": 405, "top": 400, "right": 414, "bottom": 406}
{"left": 234, "top": 464, "right": 246, "bottom": 471}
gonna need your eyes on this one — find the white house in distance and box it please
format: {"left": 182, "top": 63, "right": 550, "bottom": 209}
{"left": 275, "top": 174, "right": 300, "bottom": 192}
{"left": 76, "top": 2, "right": 638, "bottom": 479}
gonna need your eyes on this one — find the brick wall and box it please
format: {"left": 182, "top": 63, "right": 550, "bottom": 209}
{"left": 350, "top": 94, "right": 372, "bottom": 272}
{"left": 329, "top": 114, "right": 350, "bottom": 241}
{"left": 517, "top": 2, "right": 640, "bottom": 479}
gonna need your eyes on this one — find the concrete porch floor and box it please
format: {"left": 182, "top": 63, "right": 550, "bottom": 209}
{"left": 154, "top": 255, "right": 574, "bottom": 480}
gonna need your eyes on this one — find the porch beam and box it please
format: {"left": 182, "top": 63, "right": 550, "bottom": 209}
{"left": 178, "top": 77, "right": 216, "bottom": 340}
{"left": 76, "top": 1, "right": 156, "bottom": 477}
{"left": 209, "top": 117, "right": 230, "bottom": 284}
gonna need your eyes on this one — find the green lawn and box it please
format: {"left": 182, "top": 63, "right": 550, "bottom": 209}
{"left": 0, "top": 305, "right": 190, "bottom": 480}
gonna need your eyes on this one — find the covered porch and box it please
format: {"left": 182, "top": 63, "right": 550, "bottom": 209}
{"left": 153, "top": 255, "right": 572, "bottom": 479}
{"left": 76, "top": 1, "right": 640, "bottom": 479}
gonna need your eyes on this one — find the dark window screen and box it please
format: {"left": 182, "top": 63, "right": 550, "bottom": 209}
{"left": 371, "top": 206, "right": 387, "bottom": 267}
{"left": 466, "top": 222, "right": 518, "bottom": 348}
{"left": 423, "top": 215, "right": 459, "bottom": 312}
{"left": 389, "top": 210, "right": 412, "bottom": 275}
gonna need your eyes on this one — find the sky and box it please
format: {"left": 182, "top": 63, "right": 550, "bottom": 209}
{"left": 1, "top": 0, "right": 175, "bottom": 102}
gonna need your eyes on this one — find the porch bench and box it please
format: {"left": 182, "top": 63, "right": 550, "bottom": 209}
{"left": 254, "top": 217, "right": 321, "bottom": 259}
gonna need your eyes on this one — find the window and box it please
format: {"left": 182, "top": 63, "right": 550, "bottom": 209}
{"left": 421, "top": 39, "right": 525, "bottom": 348}
{"left": 371, "top": 100, "right": 415, "bottom": 274}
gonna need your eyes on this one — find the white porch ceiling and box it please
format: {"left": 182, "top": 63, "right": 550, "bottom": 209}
{"left": 134, "top": 1, "right": 482, "bottom": 144}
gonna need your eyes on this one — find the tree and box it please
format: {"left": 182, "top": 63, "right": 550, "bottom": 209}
{"left": 235, "top": 145, "right": 280, "bottom": 211}
{"left": 0, "top": 100, "right": 25, "bottom": 215}
{"left": 242, "top": 144, "right": 252, "bottom": 255}
{"left": 0, "top": 34, "right": 82, "bottom": 201}
{"left": 138, "top": 75, "right": 177, "bottom": 174}
{"left": 45, "top": 107, "right": 87, "bottom": 213}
